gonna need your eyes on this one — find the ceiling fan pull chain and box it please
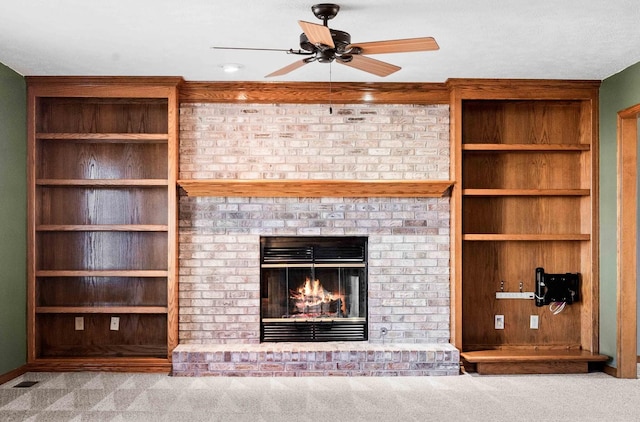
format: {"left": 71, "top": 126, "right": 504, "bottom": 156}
{"left": 329, "top": 61, "right": 333, "bottom": 114}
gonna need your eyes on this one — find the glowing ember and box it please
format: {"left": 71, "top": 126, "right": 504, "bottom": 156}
{"left": 290, "top": 277, "right": 343, "bottom": 317}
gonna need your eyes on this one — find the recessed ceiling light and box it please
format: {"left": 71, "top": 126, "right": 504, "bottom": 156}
{"left": 220, "top": 63, "right": 243, "bottom": 73}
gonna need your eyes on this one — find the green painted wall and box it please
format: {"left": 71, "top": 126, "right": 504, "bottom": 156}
{"left": 599, "top": 61, "right": 640, "bottom": 367}
{"left": 0, "top": 63, "right": 26, "bottom": 375}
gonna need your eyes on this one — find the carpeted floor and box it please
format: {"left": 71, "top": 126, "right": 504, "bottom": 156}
{"left": 0, "top": 370, "right": 638, "bottom": 421}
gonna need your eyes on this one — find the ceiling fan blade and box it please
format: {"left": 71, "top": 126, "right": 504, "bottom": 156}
{"left": 348, "top": 37, "right": 439, "bottom": 55}
{"left": 298, "top": 20, "right": 335, "bottom": 48}
{"left": 212, "top": 46, "right": 295, "bottom": 52}
{"left": 265, "top": 59, "right": 309, "bottom": 78}
{"left": 339, "top": 55, "right": 401, "bottom": 77}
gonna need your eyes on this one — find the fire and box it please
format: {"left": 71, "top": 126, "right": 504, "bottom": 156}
{"left": 301, "top": 278, "right": 332, "bottom": 302}
{"left": 290, "top": 277, "right": 343, "bottom": 317}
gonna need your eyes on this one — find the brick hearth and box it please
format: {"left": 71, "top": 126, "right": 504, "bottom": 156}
{"left": 172, "top": 343, "right": 460, "bottom": 376}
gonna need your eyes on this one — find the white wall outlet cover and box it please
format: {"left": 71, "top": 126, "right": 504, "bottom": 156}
{"left": 495, "top": 315, "right": 505, "bottom": 330}
{"left": 74, "top": 316, "right": 84, "bottom": 331}
{"left": 530, "top": 315, "right": 539, "bottom": 329}
{"left": 110, "top": 316, "right": 120, "bottom": 331}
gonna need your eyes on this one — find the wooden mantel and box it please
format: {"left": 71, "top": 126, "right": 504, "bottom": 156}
{"left": 178, "top": 179, "right": 454, "bottom": 198}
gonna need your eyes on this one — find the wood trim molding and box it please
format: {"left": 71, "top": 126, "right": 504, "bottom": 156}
{"left": 21, "top": 78, "right": 600, "bottom": 105}
{"left": 588, "top": 92, "right": 601, "bottom": 354}
{"left": 166, "top": 84, "right": 180, "bottom": 359}
{"left": 178, "top": 179, "right": 454, "bottom": 198}
{"left": 26, "top": 86, "right": 37, "bottom": 363}
{"left": 179, "top": 81, "right": 449, "bottom": 104}
{"left": 20, "top": 78, "right": 600, "bottom": 105}
{"left": 0, "top": 365, "right": 29, "bottom": 385}
{"left": 449, "top": 89, "right": 463, "bottom": 349}
{"left": 26, "top": 359, "right": 172, "bottom": 373}
{"left": 603, "top": 363, "right": 618, "bottom": 377}
{"left": 616, "top": 103, "right": 640, "bottom": 378}
{"left": 25, "top": 76, "right": 184, "bottom": 99}
{"left": 25, "top": 76, "right": 184, "bottom": 87}
{"left": 446, "top": 78, "right": 601, "bottom": 100}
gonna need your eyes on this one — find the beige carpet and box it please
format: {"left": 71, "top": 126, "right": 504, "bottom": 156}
{"left": 0, "top": 370, "right": 638, "bottom": 421}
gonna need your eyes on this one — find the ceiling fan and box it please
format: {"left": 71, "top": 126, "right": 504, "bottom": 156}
{"left": 212, "top": 3, "right": 439, "bottom": 78}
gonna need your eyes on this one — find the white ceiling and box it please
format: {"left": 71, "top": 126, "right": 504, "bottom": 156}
{"left": 2, "top": 0, "right": 640, "bottom": 83}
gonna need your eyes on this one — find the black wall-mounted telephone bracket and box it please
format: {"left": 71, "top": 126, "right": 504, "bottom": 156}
{"left": 535, "top": 267, "right": 580, "bottom": 307}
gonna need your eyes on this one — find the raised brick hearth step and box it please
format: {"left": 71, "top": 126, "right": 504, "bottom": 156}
{"left": 172, "top": 342, "right": 460, "bottom": 377}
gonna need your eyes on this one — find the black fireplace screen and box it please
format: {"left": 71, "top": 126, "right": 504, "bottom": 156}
{"left": 260, "top": 236, "right": 367, "bottom": 342}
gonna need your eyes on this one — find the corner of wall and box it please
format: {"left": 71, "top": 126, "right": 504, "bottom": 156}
{"left": 0, "top": 62, "right": 27, "bottom": 375}
{"left": 599, "top": 60, "right": 640, "bottom": 368}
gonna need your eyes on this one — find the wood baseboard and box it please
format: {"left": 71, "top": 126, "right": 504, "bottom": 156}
{"left": 0, "top": 365, "right": 29, "bottom": 385}
{"left": 603, "top": 363, "right": 619, "bottom": 377}
{"left": 27, "top": 358, "right": 172, "bottom": 373}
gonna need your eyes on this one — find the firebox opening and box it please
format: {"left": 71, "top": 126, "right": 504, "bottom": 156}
{"left": 260, "top": 236, "right": 368, "bottom": 342}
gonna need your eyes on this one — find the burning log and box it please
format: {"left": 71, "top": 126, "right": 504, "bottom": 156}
{"left": 289, "top": 278, "right": 343, "bottom": 317}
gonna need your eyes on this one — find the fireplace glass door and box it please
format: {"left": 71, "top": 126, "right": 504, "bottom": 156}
{"left": 260, "top": 237, "right": 367, "bottom": 342}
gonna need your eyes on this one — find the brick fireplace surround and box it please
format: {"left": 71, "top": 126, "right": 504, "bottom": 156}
{"left": 172, "top": 103, "right": 460, "bottom": 376}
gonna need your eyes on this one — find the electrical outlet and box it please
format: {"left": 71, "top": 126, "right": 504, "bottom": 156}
{"left": 110, "top": 316, "right": 120, "bottom": 331}
{"left": 494, "top": 315, "right": 505, "bottom": 330}
{"left": 530, "top": 315, "right": 539, "bottom": 329}
{"left": 74, "top": 316, "right": 84, "bottom": 331}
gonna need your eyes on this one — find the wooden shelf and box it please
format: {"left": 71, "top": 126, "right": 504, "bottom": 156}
{"left": 36, "top": 179, "right": 168, "bottom": 187}
{"left": 463, "top": 189, "right": 590, "bottom": 196}
{"left": 178, "top": 179, "right": 455, "bottom": 198}
{"left": 36, "top": 133, "right": 168, "bottom": 143}
{"left": 462, "top": 143, "right": 590, "bottom": 152}
{"left": 36, "top": 306, "right": 168, "bottom": 314}
{"left": 36, "top": 270, "right": 169, "bottom": 277}
{"left": 462, "top": 349, "right": 609, "bottom": 362}
{"left": 462, "top": 234, "right": 591, "bottom": 241}
{"left": 36, "top": 224, "right": 169, "bottom": 232}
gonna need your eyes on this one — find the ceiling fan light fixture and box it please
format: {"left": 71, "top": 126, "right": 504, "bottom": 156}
{"left": 317, "top": 49, "right": 335, "bottom": 63}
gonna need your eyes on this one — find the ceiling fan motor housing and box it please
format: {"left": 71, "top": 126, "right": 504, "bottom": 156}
{"left": 299, "top": 28, "right": 351, "bottom": 60}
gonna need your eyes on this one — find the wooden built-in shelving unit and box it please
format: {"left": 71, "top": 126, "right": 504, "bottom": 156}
{"left": 26, "top": 77, "right": 181, "bottom": 372}
{"left": 449, "top": 79, "right": 606, "bottom": 374}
